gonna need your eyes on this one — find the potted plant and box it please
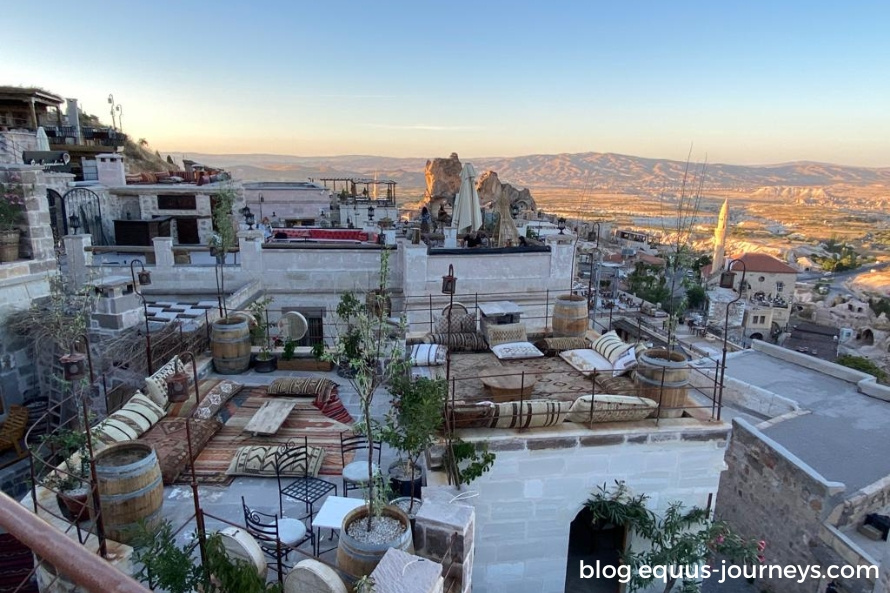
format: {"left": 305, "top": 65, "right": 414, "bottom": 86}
{"left": 0, "top": 171, "right": 25, "bottom": 263}
{"left": 39, "top": 426, "right": 94, "bottom": 522}
{"left": 376, "top": 376, "right": 446, "bottom": 516}
{"left": 247, "top": 295, "right": 277, "bottom": 372}
{"left": 325, "top": 250, "right": 414, "bottom": 578}
{"left": 208, "top": 184, "right": 253, "bottom": 374}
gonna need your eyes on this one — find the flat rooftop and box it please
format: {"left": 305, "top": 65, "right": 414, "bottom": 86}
{"left": 724, "top": 349, "right": 890, "bottom": 492}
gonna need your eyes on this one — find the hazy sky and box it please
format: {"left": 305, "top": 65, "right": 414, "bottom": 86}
{"left": 4, "top": 1, "right": 889, "bottom": 166}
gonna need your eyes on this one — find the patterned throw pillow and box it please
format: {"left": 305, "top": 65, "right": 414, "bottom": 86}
{"left": 267, "top": 378, "right": 338, "bottom": 399}
{"left": 434, "top": 312, "right": 477, "bottom": 334}
{"left": 423, "top": 332, "right": 488, "bottom": 352}
{"left": 143, "top": 356, "right": 186, "bottom": 408}
{"left": 191, "top": 380, "right": 242, "bottom": 420}
{"left": 490, "top": 342, "right": 544, "bottom": 360}
{"left": 489, "top": 400, "right": 567, "bottom": 429}
{"left": 94, "top": 391, "right": 167, "bottom": 444}
{"left": 534, "top": 337, "right": 592, "bottom": 357}
{"left": 485, "top": 323, "right": 528, "bottom": 347}
{"left": 225, "top": 445, "right": 325, "bottom": 478}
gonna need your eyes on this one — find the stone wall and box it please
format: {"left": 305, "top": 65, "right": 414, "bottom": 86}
{"left": 715, "top": 418, "right": 881, "bottom": 593}
{"left": 432, "top": 423, "right": 730, "bottom": 593}
{"left": 833, "top": 476, "right": 890, "bottom": 531}
{"left": 0, "top": 166, "right": 59, "bottom": 408}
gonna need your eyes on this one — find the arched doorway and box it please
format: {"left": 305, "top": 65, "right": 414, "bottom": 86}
{"left": 862, "top": 329, "right": 875, "bottom": 346}
{"left": 749, "top": 332, "right": 764, "bottom": 342}
{"left": 564, "top": 507, "right": 626, "bottom": 593}
{"left": 61, "top": 187, "right": 109, "bottom": 245}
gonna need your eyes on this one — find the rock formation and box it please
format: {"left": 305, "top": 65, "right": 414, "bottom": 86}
{"left": 424, "top": 153, "right": 463, "bottom": 202}
{"left": 476, "top": 170, "right": 537, "bottom": 212}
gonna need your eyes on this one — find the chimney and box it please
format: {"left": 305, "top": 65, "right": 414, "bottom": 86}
{"left": 65, "top": 98, "right": 83, "bottom": 143}
{"left": 96, "top": 153, "right": 126, "bottom": 187}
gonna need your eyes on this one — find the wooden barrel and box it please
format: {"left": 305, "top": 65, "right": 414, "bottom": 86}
{"left": 635, "top": 348, "right": 690, "bottom": 418}
{"left": 336, "top": 505, "right": 413, "bottom": 579}
{"left": 211, "top": 316, "right": 251, "bottom": 374}
{"left": 219, "top": 527, "right": 267, "bottom": 577}
{"left": 94, "top": 442, "right": 164, "bottom": 544}
{"left": 552, "top": 294, "right": 588, "bottom": 337}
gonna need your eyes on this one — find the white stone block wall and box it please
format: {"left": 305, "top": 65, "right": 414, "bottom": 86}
{"left": 435, "top": 426, "right": 729, "bottom": 593}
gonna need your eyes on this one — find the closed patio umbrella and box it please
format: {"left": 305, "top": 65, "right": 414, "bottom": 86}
{"left": 452, "top": 163, "right": 483, "bottom": 235}
{"left": 36, "top": 127, "right": 50, "bottom": 151}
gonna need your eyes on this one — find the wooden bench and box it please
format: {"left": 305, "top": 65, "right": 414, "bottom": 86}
{"left": 0, "top": 405, "right": 29, "bottom": 456}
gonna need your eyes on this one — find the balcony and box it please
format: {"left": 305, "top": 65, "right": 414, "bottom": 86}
{"left": 45, "top": 126, "right": 127, "bottom": 149}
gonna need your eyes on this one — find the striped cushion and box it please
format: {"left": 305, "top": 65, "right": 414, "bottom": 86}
{"left": 423, "top": 332, "right": 488, "bottom": 352}
{"left": 409, "top": 344, "right": 447, "bottom": 366}
{"left": 534, "top": 337, "right": 591, "bottom": 357}
{"left": 591, "top": 331, "right": 633, "bottom": 364}
{"left": 490, "top": 400, "right": 568, "bottom": 429}
{"left": 94, "top": 391, "right": 166, "bottom": 444}
{"left": 226, "top": 445, "right": 325, "bottom": 477}
{"left": 313, "top": 394, "right": 353, "bottom": 424}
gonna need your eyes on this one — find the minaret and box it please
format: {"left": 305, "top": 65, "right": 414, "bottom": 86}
{"left": 712, "top": 199, "right": 728, "bottom": 276}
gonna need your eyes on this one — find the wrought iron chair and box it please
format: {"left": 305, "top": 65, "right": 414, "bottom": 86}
{"left": 241, "top": 496, "right": 312, "bottom": 573}
{"left": 340, "top": 432, "right": 382, "bottom": 497}
{"left": 275, "top": 437, "right": 337, "bottom": 520}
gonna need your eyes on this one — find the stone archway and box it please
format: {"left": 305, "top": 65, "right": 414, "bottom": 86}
{"left": 749, "top": 332, "right": 764, "bottom": 342}
{"left": 564, "top": 506, "right": 626, "bottom": 593}
{"left": 862, "top": 328, "right": 875, "bottom": 346}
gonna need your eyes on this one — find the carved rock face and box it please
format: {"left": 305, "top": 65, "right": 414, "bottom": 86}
{"left": 476, "top": 170, "right": 537, "bottom": 212}
{"left": 425, "top": 152, "right": 462, "bottom": 201}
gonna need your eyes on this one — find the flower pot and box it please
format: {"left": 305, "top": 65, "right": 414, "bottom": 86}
{"left": 0, "top": 229, "right": 20, "bottom": 263}
{"left": 57, "top": 488, "right": 92, "bottom": 523}
{"left": 388, "top": 461, "right": 423, "bottom": 500}
{"left": 336, "top": 505, "right": 413, "bottom": 579}
{"left": 252, "top": 354, "right": 278, "bottom": 373}
{"left": 59, "top": 353, "right": 87, "bottom": 381}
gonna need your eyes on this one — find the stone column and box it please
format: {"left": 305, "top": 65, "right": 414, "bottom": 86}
{"left": 371, "top": 548, "right": 444, "bottom": 593}
{"left": 237, "top": 229, "right": 264, "bottom": 280}
{"left": 63, "top": 234, "right": 92, "bottom": 290}
{"left": 414, "top": 486, "right": 475, "bottom": 593}
{"left": 153, "top": 236, "right": 174, "bottom": 269}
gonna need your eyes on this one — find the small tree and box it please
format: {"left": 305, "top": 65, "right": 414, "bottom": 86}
{"left": 324, "top": 249, "right": 410, "bottom": 530}
{"left": 376, "top": 376, "right": 446, "bottom": 512}
{"left": 210, "top": 184, "right": 239, "bottom": 319}
{"left": 585, "top": 482, "right": 763, "bottom": 593}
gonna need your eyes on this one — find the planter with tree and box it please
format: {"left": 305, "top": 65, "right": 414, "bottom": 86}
{"left": 376, "top": 376, "right": 446, "bottom": 517}
{"left": 0, "top": 171, "right": 25, "bottom": 263}
{"left": 247, "top": 295, "right": 277, "bottom": 373}
{"left": 40, "top": 426, "right": 95, "bottom": 523}
{"left": 209, "top": 184, "right": 252, "bottom": 374}
{"left": 325, "top": 250, "right": 414, "bottom": 578}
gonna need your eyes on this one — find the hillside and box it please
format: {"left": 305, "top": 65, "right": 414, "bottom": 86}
{"left": 178, "top": 151, "right": 890, "bottom": 192}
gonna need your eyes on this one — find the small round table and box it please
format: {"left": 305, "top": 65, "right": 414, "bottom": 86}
{"left": 478, "top": 366, "right": 538, "bottom": 402}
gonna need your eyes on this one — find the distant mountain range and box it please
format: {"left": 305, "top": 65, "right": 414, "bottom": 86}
{"left": 177, "top": 151, "right": 890, "bottom": 192}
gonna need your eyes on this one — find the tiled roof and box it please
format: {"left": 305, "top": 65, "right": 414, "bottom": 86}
{"left": 729, "top": 253, "right": 797, "bottom": 274}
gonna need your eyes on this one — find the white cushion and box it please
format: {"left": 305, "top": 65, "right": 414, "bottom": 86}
{"left": 612, "top": 347, "right": 638, "bottom": 375}
{"left": 409, "top": 344, "right": 447, "bottom": 366}
{"left": 559, "top": 348, "right": 615, "bottom": 376}
{"left": 342, "top": 461, "right": 379, "bottom": 484}
{"left": 490, "top": 341, "right": 544, "bottom": 360}
{"left": 276, "top": 517, "right": 307, "bottom": 545}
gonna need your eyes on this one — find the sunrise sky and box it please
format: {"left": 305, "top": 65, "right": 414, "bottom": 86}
{"left": 4, "top": 0, "right": 889, "bottom": 166}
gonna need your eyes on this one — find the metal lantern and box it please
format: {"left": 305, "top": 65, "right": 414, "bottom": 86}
{"left": 719, "top": 270, "right": 736, "bottom": 289}
{"left": 60, "top": 353, "right": 86, "bottom": 381}
{"left": 557, "top": 217, "right": 567, "bottom": 234}
{"left": 165, "top": 371, "right": 191, "bottom": 403}
{"left": 137, "top": 269, "right": 152, "bottom": 285}
{"left": 367, "top": 205, "right": 375, "bottom": 222}
{"left": 441, "top": 264, "right": 457, "bottom": 295}
{"left": 68, "top": 214, "right": 81, "bottom": 234}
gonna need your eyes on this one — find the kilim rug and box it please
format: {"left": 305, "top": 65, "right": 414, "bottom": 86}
{"left": 0, "top": 533, "right": 38, "bottom": 593}
{"left": 446, "top": 352, "right": 594, "bottom": 403}
{"left": 178, "top": 387, "right": 354, "bottom": 486}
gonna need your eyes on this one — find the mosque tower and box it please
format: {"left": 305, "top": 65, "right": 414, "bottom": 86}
{"left": 712, "top": 199, "right": 729, "bottom": 276}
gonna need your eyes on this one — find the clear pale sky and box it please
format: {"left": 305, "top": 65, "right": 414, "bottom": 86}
{"left": 4, "top": 1, "right": 889, "bottom": 166}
